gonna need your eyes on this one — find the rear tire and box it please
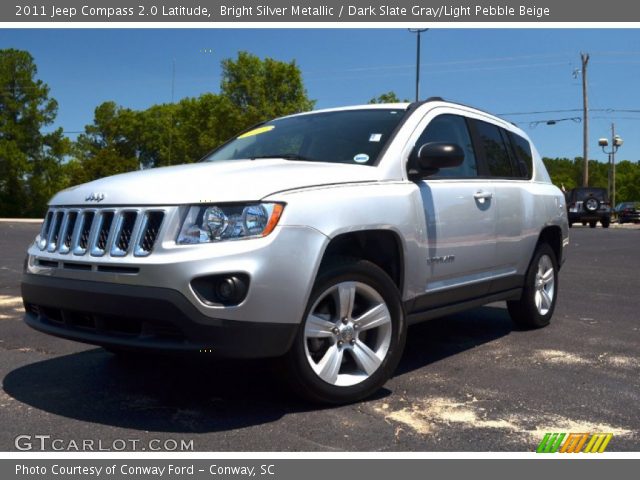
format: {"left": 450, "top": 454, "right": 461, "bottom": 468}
{"left": 589, "top": 221, "right": 597, "bottom": 228}
{"left": 284, "top": 258, "right": 406, "bottom": 404}
{"left": 602, "top": 219, "right": 610, "bottom": 228}
{"left": 507, "top": 243, "right": 558, "bottom": 329}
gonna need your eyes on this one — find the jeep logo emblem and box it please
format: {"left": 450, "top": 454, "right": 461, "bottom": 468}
{"left": 85, "top": 192, "right": 105, "bottom": 203}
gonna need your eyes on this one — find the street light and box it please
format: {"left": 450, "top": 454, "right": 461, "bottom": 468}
{"left": 599, "top": 126, "right": 623, "bottom": 208}
{"left": 408, "top": 28, "right": 428, "bottom": 102}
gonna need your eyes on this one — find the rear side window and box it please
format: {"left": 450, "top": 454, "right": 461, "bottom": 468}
{"left": 414, "top": 114, "right": 478, "bottom": 178}
{"left": 507, "top": 132, "right": 534, "bottom": 179}
{"left": 474, "top": 120, "right": 515, "bottom": 177}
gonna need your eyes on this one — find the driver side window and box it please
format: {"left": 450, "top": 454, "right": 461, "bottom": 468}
{"left": 415, "top": 114, "right": 478, "bottom": 178}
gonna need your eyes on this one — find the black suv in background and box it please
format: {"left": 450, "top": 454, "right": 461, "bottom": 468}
{"left": 565, "top": 187, "right": 611, "bottom": 228}
{"left": 615, "top": 202, "right": 640, "bottom": 224}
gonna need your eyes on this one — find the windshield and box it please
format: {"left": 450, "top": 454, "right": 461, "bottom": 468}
{"left": 203, "top": 108, "right": 407, "bottom": 166}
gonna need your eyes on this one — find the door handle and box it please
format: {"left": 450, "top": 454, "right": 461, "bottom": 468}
{"left": 473, "top": 191, "right": 493, "bottom": 200}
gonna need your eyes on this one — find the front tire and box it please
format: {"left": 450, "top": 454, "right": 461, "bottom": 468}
{"left": 507, "top": 243, "right": 558, "bottom": 329}
{"left": 285, "top": 259, "right": 406, "bottom": 404}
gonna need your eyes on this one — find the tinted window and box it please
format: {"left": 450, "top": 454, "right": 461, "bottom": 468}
{"left": 414, "top": 114, "right": 478, "bottom": 178}
{"left": 475, "top": 120, "right": 515, "bottom": 177}
{"left": 508, "top": 132, "right": 533, "bottom": 179}
{"left": 203, "top": 109, "right": 407, "bottom": 166}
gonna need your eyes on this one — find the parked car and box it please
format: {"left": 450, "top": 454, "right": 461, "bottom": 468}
{"left": 614, "top": 202, "right": 640, "bottom": 224}
{"left": 565, "top": 187, "right": 611, "bottom": 228}
{"left": 21, "top": 99, "right": 569, "bottom": 403}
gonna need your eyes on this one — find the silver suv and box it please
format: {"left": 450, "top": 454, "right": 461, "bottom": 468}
{"left": 22, "top": 99, "right": 569, "bottom": 403}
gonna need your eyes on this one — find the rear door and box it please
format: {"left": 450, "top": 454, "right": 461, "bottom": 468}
{"left": 469, "top": 120, "right": 532, "bottom": 290}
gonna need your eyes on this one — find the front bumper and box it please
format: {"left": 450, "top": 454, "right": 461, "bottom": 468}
{"left": 26, "top": 224, "right": 328, "bottom": 327}
{"left": 21, "top": 274, "right": 298, "bottom": 358}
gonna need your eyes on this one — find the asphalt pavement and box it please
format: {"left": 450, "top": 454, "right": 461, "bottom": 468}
{"left": 0, "top": 221, "right": 638, "bottom": 451}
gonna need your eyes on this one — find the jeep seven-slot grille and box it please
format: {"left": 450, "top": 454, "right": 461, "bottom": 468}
{"left": 37, "top": 208, "right": 165, "bottom": 258}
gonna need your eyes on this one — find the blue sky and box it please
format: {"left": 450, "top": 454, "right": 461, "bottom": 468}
{"left": 1, "top": 28, "right": 639, "bottom": 162}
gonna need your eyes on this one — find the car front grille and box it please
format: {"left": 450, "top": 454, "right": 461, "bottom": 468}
{"left": 38, "top": 207, "right": 166, "bottom": 258}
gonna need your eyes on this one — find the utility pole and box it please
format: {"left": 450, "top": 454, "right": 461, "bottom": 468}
{"left": 599, "top": 124, "right": 623, "bottom": 208}
{"left": 611, "top": 123, "right": 618, "bottom": 208}
{"left": 408, "top": 29, "right": 428, "bottom": 102}
{"left": 581, "top": 52, "right": 590, "bottom": 187}
{"left": 168, "top": 58, "right": 175, "bottom": 166}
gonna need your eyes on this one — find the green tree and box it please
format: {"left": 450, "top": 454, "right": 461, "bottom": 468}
{"left": 221, "top": 51, "right": 315, "bottom": 125}
{"left": 137, "top": 94, "right": 239, "bottom": 167}
{"left": 542, "top": 157, "right": 577, "bottom": 190}
{"left": 72, "top": 101, "right": 140, "bottom": 183}
{"left": 72, "top": 52, "right": 315, "bottom": 174}
{"left": 368, "top": 91, "right": 409, "bottom": 104}
{"left": 0, "top": 49, "right": 70, "bottom": 217}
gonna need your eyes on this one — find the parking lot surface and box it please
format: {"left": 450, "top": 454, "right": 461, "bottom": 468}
{"left": 1, "top": 222, "right": 638, "bottom": 451}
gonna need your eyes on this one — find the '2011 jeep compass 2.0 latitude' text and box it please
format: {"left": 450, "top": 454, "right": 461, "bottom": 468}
{"left": 22, "top": 99, "right": 569, "bottom": 403}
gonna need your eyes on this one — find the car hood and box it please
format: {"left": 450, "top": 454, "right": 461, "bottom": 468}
{"left": 49, "top": 159, "right": 381, "bottom": 206}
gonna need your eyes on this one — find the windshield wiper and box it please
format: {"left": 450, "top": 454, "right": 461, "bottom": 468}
{"left": 250, "top": 154, "right": 314, "bottom": 161}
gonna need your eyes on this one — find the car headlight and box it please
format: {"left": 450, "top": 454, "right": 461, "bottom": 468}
{"left": 177, "top": 203, "right": 284, "bottom": 244}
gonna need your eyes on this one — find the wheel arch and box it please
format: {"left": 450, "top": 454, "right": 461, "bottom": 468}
{"left": 317, "top": 229, "right": 405, "bottom": 294}
{"left": 537, "top": 225, "right": 563, "bottom": 268}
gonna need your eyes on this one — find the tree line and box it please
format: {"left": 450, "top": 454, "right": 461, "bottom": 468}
{"left": 542, "top": 156, "right": 640, "bottom": 202}
{"left": 1, "top": 48, "right": 639, "bottom": 217}
{"left": 0, "top": 49, "right": 314, "bottom": 217}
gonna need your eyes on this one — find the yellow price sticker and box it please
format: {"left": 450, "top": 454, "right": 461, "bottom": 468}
{"left": 237, "top": 125, "right": 275, "bottom": 139}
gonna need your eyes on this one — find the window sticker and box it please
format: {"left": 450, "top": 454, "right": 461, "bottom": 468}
{"left": 237, "top": 125, "right": 275, "bottom": 139}
{"left": 369, "top": 133, "right": 383, "bottom": 142}
{"left": 353, "top": 153, "right": 370, "bottom": 163}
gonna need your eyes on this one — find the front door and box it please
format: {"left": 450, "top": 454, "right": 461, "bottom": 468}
{"left": 409, "top": 112, "right": 498, "bottom": 311}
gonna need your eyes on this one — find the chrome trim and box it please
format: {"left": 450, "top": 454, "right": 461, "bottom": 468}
{"left": 72, "top": 210, "right": 95, "bottom": 256}
{"left": 133, "top": 212, "right": 150, "bottom": 257}
{"left": 38, "top": 207, "right": 165, "bottom": 259}
{"left": 57, "top": 210, "right": 73, "bottom": 254}
{"left": 46, "top": 211, "right": 64, "bottom": 253}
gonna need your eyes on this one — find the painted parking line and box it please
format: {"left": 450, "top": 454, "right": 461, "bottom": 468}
{"left": 0, "top": 218, "right": 43, "bottom": 223}
{"left": 0, "top": 296, "right": 23, "bottom": 307}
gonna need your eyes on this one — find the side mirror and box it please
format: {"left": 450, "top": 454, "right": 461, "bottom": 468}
{"left": 408, "top": 142, "right": 465, "bottom": 178}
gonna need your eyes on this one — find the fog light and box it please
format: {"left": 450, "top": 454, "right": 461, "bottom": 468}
{"left": 215, "top": 276, "right": 248, "bottom": 304}
{"left": 191, "top": 273, "right": 249, "bottom": 306}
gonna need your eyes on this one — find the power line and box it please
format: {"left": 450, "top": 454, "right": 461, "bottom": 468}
{"left": 593, "top": 116, "right": 640, "bottom": 121}
{"left": 303, "top": 52, "right": 573, "bottom": 75}
{"left": 528, "top": 117, "right": 581, "bottom": 128}
{"left": 497, "top": 108, "right": 640, "bottom": 116}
